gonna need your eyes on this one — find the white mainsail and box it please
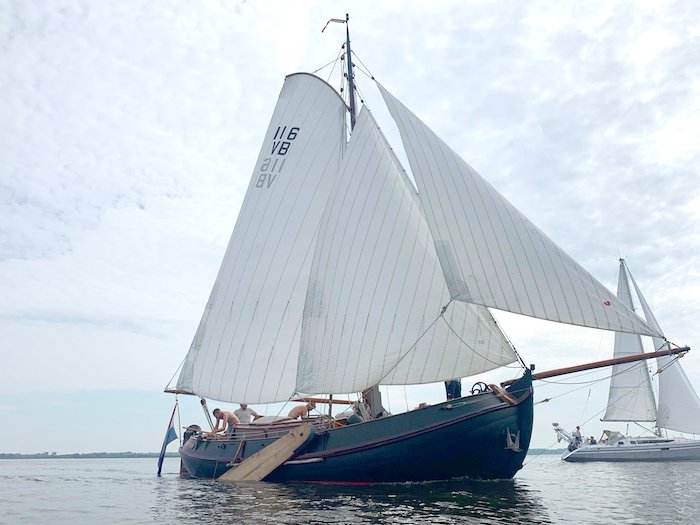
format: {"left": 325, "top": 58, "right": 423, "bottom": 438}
{"left": 377, "top": 84, "right": 660, "bottom": 338}
{"left": 602, "top": 261, "right": 657, "bottom": 422}
{"left": 175, "top": 72, "right": 671, "bottom": 408}
{"left": 627, "top": 264, "right": 700, "bottom": 434}
{"left": 297, "top": 107, "right": 517, "bottom": 394}
{"left": 176, "top": 73, "right": 347, "bottom": 403}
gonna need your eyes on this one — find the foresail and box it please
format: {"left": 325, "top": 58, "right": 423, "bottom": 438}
{"left": 176, "top": 73, "right": 347, "bottom": 403}
{"left": 602, "top": 261, "right": 657, "bottom": 422}
{"left": 296, "top": 107, "right": 517, "bottom": 395}
{"left": 627, "top": 264, "right": 700, "bottom": 433}
{"left": 655, "top": 361, "right": 700, "bottom": 434}
{"left": 377, "top": 83, "right": 660, "bottom": 338}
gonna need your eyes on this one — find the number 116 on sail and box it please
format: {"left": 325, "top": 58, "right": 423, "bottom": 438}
{"left": 256, "top": 126, "right": 299, "bottom": 189}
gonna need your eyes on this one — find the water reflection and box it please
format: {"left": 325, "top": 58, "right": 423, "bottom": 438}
{"left": 9, "top": 457, "right": 700, "bottom": 523}
{"left": 155, "top": 476, "right": 553, "bottom": 524}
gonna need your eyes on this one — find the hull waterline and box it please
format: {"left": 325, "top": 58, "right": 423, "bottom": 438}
{"left": 180, "top": 372, "right": 533, "bottom": 483}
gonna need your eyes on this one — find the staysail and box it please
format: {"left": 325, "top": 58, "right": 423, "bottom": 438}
{"left": 377, "top": 84, "right": 659, "bottom": 339}
{"left": 176, "top": 73, "right": 347, "bottom": 403}
{"left": 297, "top": 107, "right": 517, "bottom": 394}
{"left": 602, "top": 261, "right": 657, "bottom": 422}
{"left": 627, "top": 264, "right": 700, "bottom": 433}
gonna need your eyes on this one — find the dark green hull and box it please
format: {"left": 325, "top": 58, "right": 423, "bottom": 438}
{"left": 180, "top": 371, "right": 533, "bottom": 483}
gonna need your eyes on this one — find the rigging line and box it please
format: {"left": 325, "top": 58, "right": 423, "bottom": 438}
{"left": 441, "top": 312, "right": 523, "bottom": 369}
{"left": 581, "top": 385, "right": 592, "bottom": 432}
{"left": 476, "top": 309, "right": 527, "bottom": 369}
{"left": 574, "top": 360, "right": 665, "bottom": 431}
{"left": 536, "top": 373, "right": 610, "bottom": 404}
{"left": 656, "top": 354, "right": 682, "bottom": 373}
{"left": 539, "top": 357, "right": 660, "bottom": 404}
{"left": 547, "top": 369, "right": 660, "bottom": 436}
{"left": 349, "top": 49, "right": 376, "bottom": 80}
{"left": 318, "top": 47, "right": 346, "bottom": 87}
{"left": 632, "top": 420, "right": 657, "bottom": 435}
{"left": 352, "top": 61, "right": 373, "bottom": 81}
{"left": 656, "top": 338, "right": 684, "bottom": 352}
{"left": 534, "top": 359, "right": 651, "bottom": 405}
{"left": 312, "top": 46, "right": 344, "bottom": 77}
{"left": 371, "top": 300, "right": 453, "bottom": 385}
{"left": 353, "top": 82, "right": 369, "bottom": 109}
{"left": 163, "top": 354, "right": 187, "bottom": 391}
{"left": 522, "top": 440, "right": 562, "bottom": 467}
{"left": 576, "top": 400, "right": 617, "bottom": 433}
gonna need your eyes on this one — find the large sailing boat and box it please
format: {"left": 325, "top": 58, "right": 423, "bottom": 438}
{"left": 554, "top": 259, "right": 700, "bottom": 462}
{"left": 166, "top": 17, "right": 682, "bottom": 482}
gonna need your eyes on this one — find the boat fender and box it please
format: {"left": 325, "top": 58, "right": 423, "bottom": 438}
{"left": 489, "top": 384, "right": 517, "bottom": 405}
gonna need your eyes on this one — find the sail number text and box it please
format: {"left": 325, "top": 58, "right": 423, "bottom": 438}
{"left": 256, "top": 126, "right": 299, "bottom": 188}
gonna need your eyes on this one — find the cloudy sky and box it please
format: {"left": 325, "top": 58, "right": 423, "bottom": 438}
{"left": 2, "top": 0, "right": 699, "bottom": 459}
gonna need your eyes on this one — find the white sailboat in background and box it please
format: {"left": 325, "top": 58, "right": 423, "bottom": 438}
{"left": 555, "top": 259, "right": 700, "bottom": 462}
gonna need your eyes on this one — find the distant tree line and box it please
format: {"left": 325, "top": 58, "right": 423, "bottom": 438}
{"left": 0, "top": 451, "right": 180, "bottom": 459}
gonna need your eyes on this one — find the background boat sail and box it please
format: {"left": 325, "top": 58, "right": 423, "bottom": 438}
{"left": 555, "top": 259, "right": 700, "bottom": 462}
{"left": 167, "top": 17, "right": 664, "bottom": 482}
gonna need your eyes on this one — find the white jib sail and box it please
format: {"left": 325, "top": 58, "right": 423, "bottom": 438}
{"left": 176, "top": 73, "right": 347, "bottom": 403}
{"left": 602, "top": 261, "right": 657, "bottom": 422}
{"left": 377, "top": 84, "right": 659, "bottom": 338}
{"left": 627, "top": 265, "right": 700, "bottom": 434}
{"left": 296, "top": 107, "right": 517, "bottom": 395}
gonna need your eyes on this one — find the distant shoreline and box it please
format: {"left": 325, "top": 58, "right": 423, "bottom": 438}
{"left": 1, "top": 448, "right": 564, "bottom": 459}
{"left": 0, "top": 452, "right": 180, "bottom": 459}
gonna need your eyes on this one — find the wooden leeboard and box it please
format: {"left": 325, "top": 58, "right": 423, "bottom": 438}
{"left": 217, "top": 424, "right": 314, "bottom": 482}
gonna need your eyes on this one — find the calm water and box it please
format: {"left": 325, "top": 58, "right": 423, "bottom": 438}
{"left": 1, "top": 455, "right": 699, "bottom": 524}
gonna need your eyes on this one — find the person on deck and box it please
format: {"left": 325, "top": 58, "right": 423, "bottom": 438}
{"left": 452, "top": 378, "right": 462, "bottom": 398}
{"left": 444, "top": 379, "right": 462, "bottom": 400}
{"left": 572, "top": 426, "right": 582, "bottom": 446}
{"left": 211, "top": 408, "right": 239, "bottom": 436}
{"left": 288, "top": 402, "right": 315, "bottom": 419}
{"left": 234, "top": 403, "right": 261, "bottom": 424}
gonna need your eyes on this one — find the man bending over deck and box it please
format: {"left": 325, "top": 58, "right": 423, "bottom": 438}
{"left": 211, "top": 408, "right": 239, "bottom": 436}
{"left": 288, "top": 402, "right": 315, "bottom": 420}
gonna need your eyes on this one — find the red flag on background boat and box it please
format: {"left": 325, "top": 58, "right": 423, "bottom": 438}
{"left": 157, "top": 401, "right": 178, "bottom": 477}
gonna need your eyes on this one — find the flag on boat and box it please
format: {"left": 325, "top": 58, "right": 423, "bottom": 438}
{"left": 157, "top": 400, "right": 178, "bottom": 477}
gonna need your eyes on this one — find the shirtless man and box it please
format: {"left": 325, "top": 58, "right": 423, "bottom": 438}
{"left": 211, "top": 408, "right": 239, "bottom": 436}
{"left": 287, "top": 402, "right": 315, "bottom": 420}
